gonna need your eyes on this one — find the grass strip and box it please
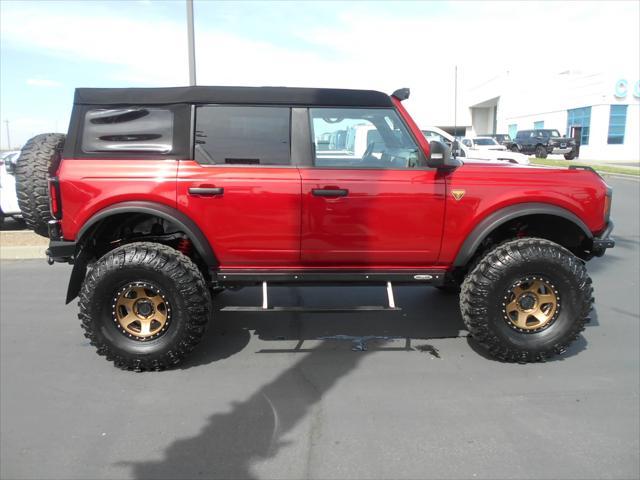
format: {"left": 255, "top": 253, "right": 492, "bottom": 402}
{"left": 530, "top": 158, "right": 639, "bottom": 176}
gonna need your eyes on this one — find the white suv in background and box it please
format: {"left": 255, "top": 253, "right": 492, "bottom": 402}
{"left": 0, "top": 151, "right": 22, "bottom": 228}
{"left": 461, "top": 137, "right": 506, "bottom": 151}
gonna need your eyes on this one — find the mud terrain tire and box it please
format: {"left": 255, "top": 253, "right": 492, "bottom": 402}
{"left": 534, "top": 145, "right": 547, "bottom": 159}
{"left": 78, "top": 242, "right": 211, "bottom": 371}
{"left": 460, "top": 238, "right": 593, "bottom": 363}
{"left": 15, "top": 133, "right": 65, "bottom": 237}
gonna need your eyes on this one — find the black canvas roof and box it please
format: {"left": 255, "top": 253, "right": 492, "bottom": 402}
{"left": 73, "top": 86, "right": 394, "bottom": 107}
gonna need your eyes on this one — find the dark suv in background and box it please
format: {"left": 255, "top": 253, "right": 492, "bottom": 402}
{"left": 513, "top": 129, "right": 577, "bottom": 159}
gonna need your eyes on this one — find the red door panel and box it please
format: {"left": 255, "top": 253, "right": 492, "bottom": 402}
{"left": 177, "top": 161, "right": 301, "bottom": 267}
{"left": 300, "top": 168, "right": 446, "bottom": 266}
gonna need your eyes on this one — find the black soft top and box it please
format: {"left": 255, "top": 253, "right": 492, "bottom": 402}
{"left": 73, "top": 86, "right": 394, "bottom": 107}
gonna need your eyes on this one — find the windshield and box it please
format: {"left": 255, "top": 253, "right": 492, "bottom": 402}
{"left": 474, "top": 138, "right": 497, "bottom": 145}
{"left": 550, "top": 130, "right": 562, "bottom": 138}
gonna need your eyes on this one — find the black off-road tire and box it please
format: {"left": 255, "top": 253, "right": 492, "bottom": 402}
{"left": 14, "top": 133, "right": 65, "bottom": 237}
{"left": 509, "top": 144, "right": 520, "bottom": 152}
{"left": 534, "top": 145, "right": 548, "bottom": 159}
{"left": 564, "top": 150, "right": 577, "bottom": 160}
{"left": 460, "top": 238, "right": 593, "bottom": 363}
{"left": 78, "top": 242, "right": 211, "bottom": 371}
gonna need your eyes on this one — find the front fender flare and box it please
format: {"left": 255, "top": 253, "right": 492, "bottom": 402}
{"left": 453, "top": 202, "right": 592, "bottom": 267}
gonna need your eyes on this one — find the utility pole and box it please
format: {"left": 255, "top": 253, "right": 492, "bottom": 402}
{"left": 454, "top": 65, "right": 458, "bottom": 138}
{"left": 186, "top": 0, "right": 196, "bottom": 86}
{"left": 4, "top": 120, "right": 10, "bottom": 150}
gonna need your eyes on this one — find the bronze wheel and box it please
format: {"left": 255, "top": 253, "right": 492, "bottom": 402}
{"left": 461, "top": 238, "right": 592, "bottom": 363}
{"left": 502, "top": 276, "right": 559, "bottom": 333}
{"left": 112, "top": 282, "right": 171, "bottom": 341}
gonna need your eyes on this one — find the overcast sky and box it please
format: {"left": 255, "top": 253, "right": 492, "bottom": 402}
{"left": 1, "top": 0, "right": 638, "bottom": 149}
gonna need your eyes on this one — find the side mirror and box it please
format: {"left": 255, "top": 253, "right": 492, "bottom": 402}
{"left": 427, "top": 140, "right": 462, "bottom": 169}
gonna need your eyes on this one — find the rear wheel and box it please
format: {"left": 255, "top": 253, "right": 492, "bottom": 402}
{"left": 460, "top": 238, "right": 592, "bottom": 362}
{"left": 14, "top": 133, "right": 65, "bottom": 237}
{"left": 534, "top": 145, "right": 547, "bottom": 159}
{"left": 78, "top": 242, "right": 211, "bottom": 371}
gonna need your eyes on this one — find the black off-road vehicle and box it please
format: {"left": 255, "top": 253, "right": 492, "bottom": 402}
{"left": 512, "top": 129, "right": 578, "bottom": 159}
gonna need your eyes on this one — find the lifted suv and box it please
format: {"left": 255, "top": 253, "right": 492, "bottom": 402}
{"left": 513, "top": 129, "right": 578, "bottom": 159}
{"left": 33, "top": 86, "right": 613, "bottom": 370}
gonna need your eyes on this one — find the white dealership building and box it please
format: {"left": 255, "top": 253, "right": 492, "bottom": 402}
{"left": 441, "top": 70, "right": 639, "bottom": 161}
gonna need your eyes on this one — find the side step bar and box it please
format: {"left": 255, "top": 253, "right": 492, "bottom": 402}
{"left": 219, "top": 282, "right": 402, "bottom": 312}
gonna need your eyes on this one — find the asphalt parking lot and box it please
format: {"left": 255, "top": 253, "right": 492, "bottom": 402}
{"left": 1, "top": 176, "right": 638, "bottom": 480}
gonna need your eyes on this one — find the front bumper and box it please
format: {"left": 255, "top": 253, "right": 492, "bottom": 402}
{"left": 551, "top": 146, "right": 573, "bottom": 155}
{"left": 592, "top": 221, "right": 615, "bottom": 257}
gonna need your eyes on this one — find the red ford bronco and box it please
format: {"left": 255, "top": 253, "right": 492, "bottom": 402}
{"left": 16, "top": 86, "right": 614, "bottom": 370}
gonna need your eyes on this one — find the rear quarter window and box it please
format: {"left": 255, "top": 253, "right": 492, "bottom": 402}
{"left": 81, "top": 108, "right": 174, "bottom": 153}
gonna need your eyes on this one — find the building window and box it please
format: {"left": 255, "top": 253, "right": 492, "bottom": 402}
{"left": 533, "top": 121, "right": 544, "bottom": 129}
{"left": 508, "top": 124, "right": 517, "bottom": 139}
{"left": 607, "top": 105, "right": 627, "bottom": 145}
{"left": 566, "top": 107, "right": 591, "bottom": 145}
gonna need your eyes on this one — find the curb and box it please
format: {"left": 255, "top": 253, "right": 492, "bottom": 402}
{"left": 0, "top": 230, "right": 49, "bottom": 260}
{"left": 0, "top": 245, "right": 47, "bottom": 260}
{"left": 599, "top": 172, "right": 640, "bottom": 181}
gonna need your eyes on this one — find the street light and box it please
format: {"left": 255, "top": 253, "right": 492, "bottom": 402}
{"left": 186, "top": 0, "right": 196, "bottom": 86}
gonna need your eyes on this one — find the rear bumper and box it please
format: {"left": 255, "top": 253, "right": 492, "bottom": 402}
{"left": 592, "top": 221, "right": 615, "bottom": 257}
{"left": 46, "top": 219, "right": 76, "bottom": 264}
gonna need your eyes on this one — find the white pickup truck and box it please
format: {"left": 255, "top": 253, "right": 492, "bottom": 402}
{"left": 421, "top": 127, "right": 530, "bottom": 165}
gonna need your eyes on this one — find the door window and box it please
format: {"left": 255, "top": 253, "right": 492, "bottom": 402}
{"left": 195, "top": 106, "right": 290, "bottom": 165}
{"left": 309, "top": 108, "right": 425, "bottom": 169}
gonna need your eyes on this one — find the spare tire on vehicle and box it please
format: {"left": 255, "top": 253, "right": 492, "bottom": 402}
{"left": 15, "top": 133, "right": 66, "bottom": 237}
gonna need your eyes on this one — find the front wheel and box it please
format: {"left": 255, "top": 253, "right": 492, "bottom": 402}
{"left": 534, "top": 145, "right": 547, "bottom": 159}
{"left": 78, "top": 242, "right": 211, "bottom": 371}
{"left": 460, "top": 238, "right": 593, "bottom": 362}
{"left": 564, "top": 150, "right": 577, "bottom": 160}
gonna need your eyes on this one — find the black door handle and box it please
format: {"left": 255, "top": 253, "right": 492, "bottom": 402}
{"left": 312, "top": 188, "right": 349, "bottom": 197}
{"left": 188, "top": 187, "right": 224, "bottom": 196}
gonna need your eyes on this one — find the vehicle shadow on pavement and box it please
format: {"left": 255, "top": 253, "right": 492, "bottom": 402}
{"left": 121, "top": 288, "right": 595, "bottom": 478}
{"left": 123, "top": 341, "right": 369, "bottom": 479}
{"left": 180, "top": 285, "right": 467, "bottom": 369}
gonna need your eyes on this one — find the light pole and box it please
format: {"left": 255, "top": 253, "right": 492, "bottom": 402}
{"left": 4, "top": 120, "right": 10, "bottom": 150}
{"left": 186, "top": 0, "right": 196, "bottom": 86}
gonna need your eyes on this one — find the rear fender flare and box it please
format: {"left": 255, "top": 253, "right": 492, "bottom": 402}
{"left": 66, "top": 201, "right": 216, "bottom": 304}
{"left": 453, "top": 202, "right": 592, "bottom": 267}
